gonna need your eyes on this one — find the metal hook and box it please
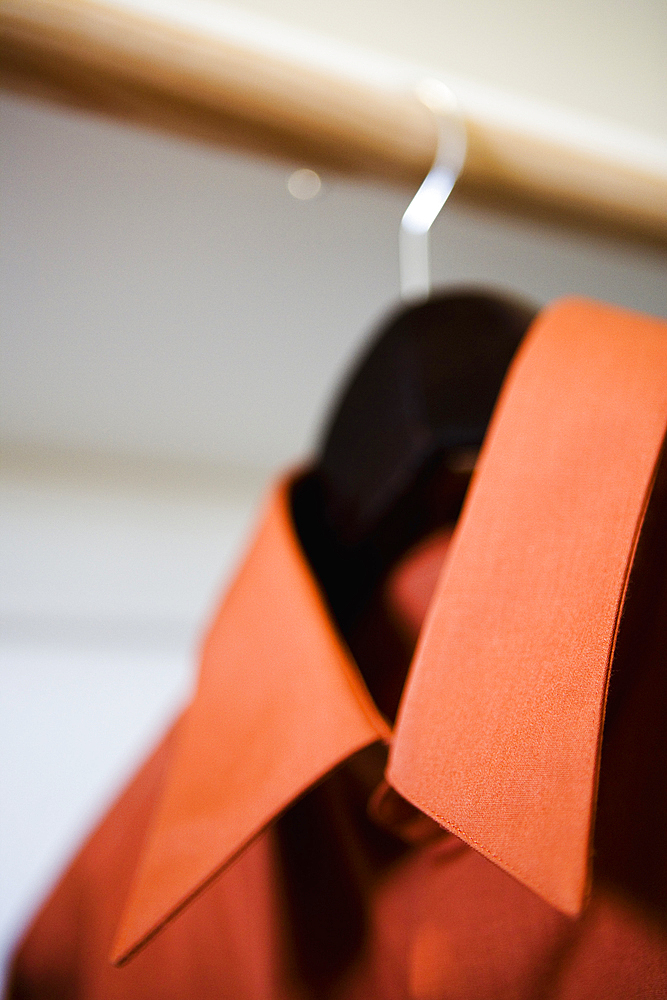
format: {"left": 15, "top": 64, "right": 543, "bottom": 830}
{"left": 399, "top": 80, "right": 467, "bottom": 301}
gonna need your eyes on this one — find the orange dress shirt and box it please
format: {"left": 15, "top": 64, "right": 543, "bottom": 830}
{"left": 7, "top": 299, "right": 667, "bottom": 999}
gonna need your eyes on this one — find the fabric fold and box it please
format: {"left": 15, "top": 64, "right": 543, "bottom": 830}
{"left": 388, "top": 298, "right": 667, "bottom": 915}
{"left": 113, "top": 298, "right": 667, "bottom": 964}
{"left": 112, "top": 482, "right": 389, "bottom": 964}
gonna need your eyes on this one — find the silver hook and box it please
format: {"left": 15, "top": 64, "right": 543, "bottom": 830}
{"left": 399, "top": 80, "right": 467, "bottom": 302}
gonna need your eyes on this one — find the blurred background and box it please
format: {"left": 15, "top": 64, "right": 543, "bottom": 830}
{"left": 1, "top": 0, "right": 666, "bottom": 982}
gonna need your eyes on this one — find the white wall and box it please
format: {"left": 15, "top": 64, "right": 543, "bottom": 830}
{"left": 229, "top": 0, "right": 667, "bottom": 139}
{"left": 2, "top": 95, "right": 665, "bottom": 471}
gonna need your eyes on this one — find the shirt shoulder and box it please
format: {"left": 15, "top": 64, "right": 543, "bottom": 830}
{"left": 6, "top": 719, "right": 181, "bottom": 999}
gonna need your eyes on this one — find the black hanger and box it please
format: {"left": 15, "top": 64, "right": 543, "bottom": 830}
{"left": 291, "top": 289, "right": 535, "bottom": 714}
{"left": 279, "top": 107, "right": 536, "bottom": 989}
{"left": 289, "top": 86, "right": 535, "bottom": 713}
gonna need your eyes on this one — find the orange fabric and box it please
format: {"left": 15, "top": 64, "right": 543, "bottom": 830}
{"left": 112, "top": 491, "right": 388, "bottom": 963}
{"left": 10, "top": 729, "right": 667, "bottom": 999}
{"left": 7, "top": 297, "right": 667, "bottom": 999}
{"left": 388, "top": 298, "right": 667, "bottom": 915}
{"left": 385, "top": 528, "right": 455, "bottom": 644}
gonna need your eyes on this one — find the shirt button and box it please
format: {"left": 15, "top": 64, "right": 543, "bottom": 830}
{"left": 367, "top": 780, "right": 448, "bottom": 845}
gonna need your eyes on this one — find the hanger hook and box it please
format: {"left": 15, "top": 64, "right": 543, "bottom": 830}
{"left": 399, "top": 80, "right": 467, "bottom": 302}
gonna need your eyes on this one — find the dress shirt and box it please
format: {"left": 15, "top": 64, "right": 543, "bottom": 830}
{"left": 7, "top": 298, "right": 667, "bottom": 999}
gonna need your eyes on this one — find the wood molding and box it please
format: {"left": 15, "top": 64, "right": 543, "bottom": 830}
{"left": 2, "top": 0, "right": 667, "bottom": 243}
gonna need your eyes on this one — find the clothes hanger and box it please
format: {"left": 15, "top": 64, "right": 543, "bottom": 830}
{"left": 281, "top": 84, "right": 538, "bottom": 985}
{"left": 291, "top": 81, "right": 536, "bottom": 714}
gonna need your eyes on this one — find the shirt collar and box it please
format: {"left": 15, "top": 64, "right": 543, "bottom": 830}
{"left": 112, "top": 298, "right": 667, "bottom": 964}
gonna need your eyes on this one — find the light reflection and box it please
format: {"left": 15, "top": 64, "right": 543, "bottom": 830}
{"left": 287, "top": 168, "right": 322, "bottom": 200}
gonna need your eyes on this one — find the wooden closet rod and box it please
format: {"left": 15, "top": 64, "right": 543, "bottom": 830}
{"left": 2, "top": 0, "right": 667, "bottom": 243}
